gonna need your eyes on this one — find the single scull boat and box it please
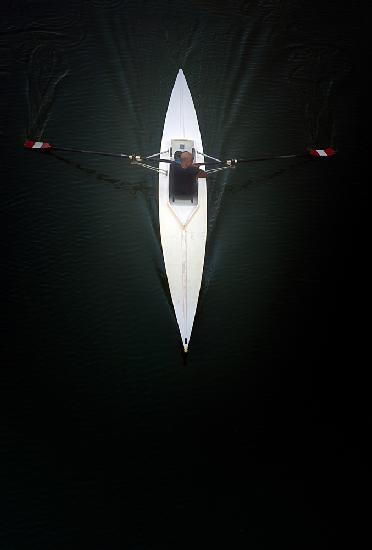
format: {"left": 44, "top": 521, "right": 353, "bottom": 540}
{"left": 24, "top": 68, "right": 336, "bottom": 354}
{"left": 159, "top": 69, "right": 206, "bottom": 352}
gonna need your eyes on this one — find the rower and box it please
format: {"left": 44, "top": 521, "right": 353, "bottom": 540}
{"left": 169, "top": 151, "right": 207, "bottom": 204}
{"left": 179, "top": 151, "right": 207, "bottom": 178}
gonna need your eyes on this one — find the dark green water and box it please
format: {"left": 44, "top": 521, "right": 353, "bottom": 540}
{"left": 1, "top": 1, "right": 368, "bottom": 548}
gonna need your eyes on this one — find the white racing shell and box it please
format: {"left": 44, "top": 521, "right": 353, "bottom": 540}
{"left": 159, "top": 69, "right": 206, "bottom": 352}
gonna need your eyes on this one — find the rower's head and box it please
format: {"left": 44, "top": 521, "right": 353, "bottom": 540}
{"left": 180, "top": 151, "right": 193, "bottom": 168}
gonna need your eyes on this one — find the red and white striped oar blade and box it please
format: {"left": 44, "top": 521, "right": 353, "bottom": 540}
{"left": 24, "top": 140, "right": 52, "bottom": 150}
{"left": 309, "top": 147, "right": 336, "bottom": 157}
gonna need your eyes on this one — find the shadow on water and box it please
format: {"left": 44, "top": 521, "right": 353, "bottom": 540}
{"left": 199, "top": 156, "right": 312, "bottom": 309}
{"left": 181, "top": 348, "right": 189, "bottom": 366}
{"left": 50, "top": 151, "right": 151, "bottom": 194}
{"left": 50, "top": 150, "right": 315, "bottom": 361}
{"left": 51, "top": 150, "right": 175, "bottom": 306}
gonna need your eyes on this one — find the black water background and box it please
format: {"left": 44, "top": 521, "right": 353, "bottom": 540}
{"left": 1, "top": 1, "right": 369, "bottom": 548}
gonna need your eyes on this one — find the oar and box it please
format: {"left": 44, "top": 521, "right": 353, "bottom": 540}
{"left": 23, "top": 140, "right": 178, "bottom": 165}
{"left": 23, "top": 140, "right": 145, "bottom": 161}
{"left": 205, "top": 148, "right": 337, "bottom": 166}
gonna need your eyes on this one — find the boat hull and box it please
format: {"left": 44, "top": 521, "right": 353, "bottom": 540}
{"left": 159, "top": 70, "right": 206, "bottom": 352}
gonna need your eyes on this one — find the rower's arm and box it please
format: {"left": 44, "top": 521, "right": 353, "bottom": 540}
{"left": 192, "top": 163, "right": 207, "bottom": 178}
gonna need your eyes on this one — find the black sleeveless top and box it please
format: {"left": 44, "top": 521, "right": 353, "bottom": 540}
{"left": 170, "top": 162, "right": 199, "bottom": 197}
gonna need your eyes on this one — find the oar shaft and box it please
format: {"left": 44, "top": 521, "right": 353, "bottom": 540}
{"left": 235, "top": 153, "right": 301, "bottom": 163}
{"left": 52, "top": 146, "right": 130, "bottom": 159}
{"left": 24, "top": 140, "right": 133, "bottom": 159}
{"left": 224, "top": 148, "right": 336, "bottom": 164}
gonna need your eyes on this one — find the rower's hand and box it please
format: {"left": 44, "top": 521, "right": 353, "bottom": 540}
{"left": 197, "top": 169, "right": 207, "bottom": 178}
